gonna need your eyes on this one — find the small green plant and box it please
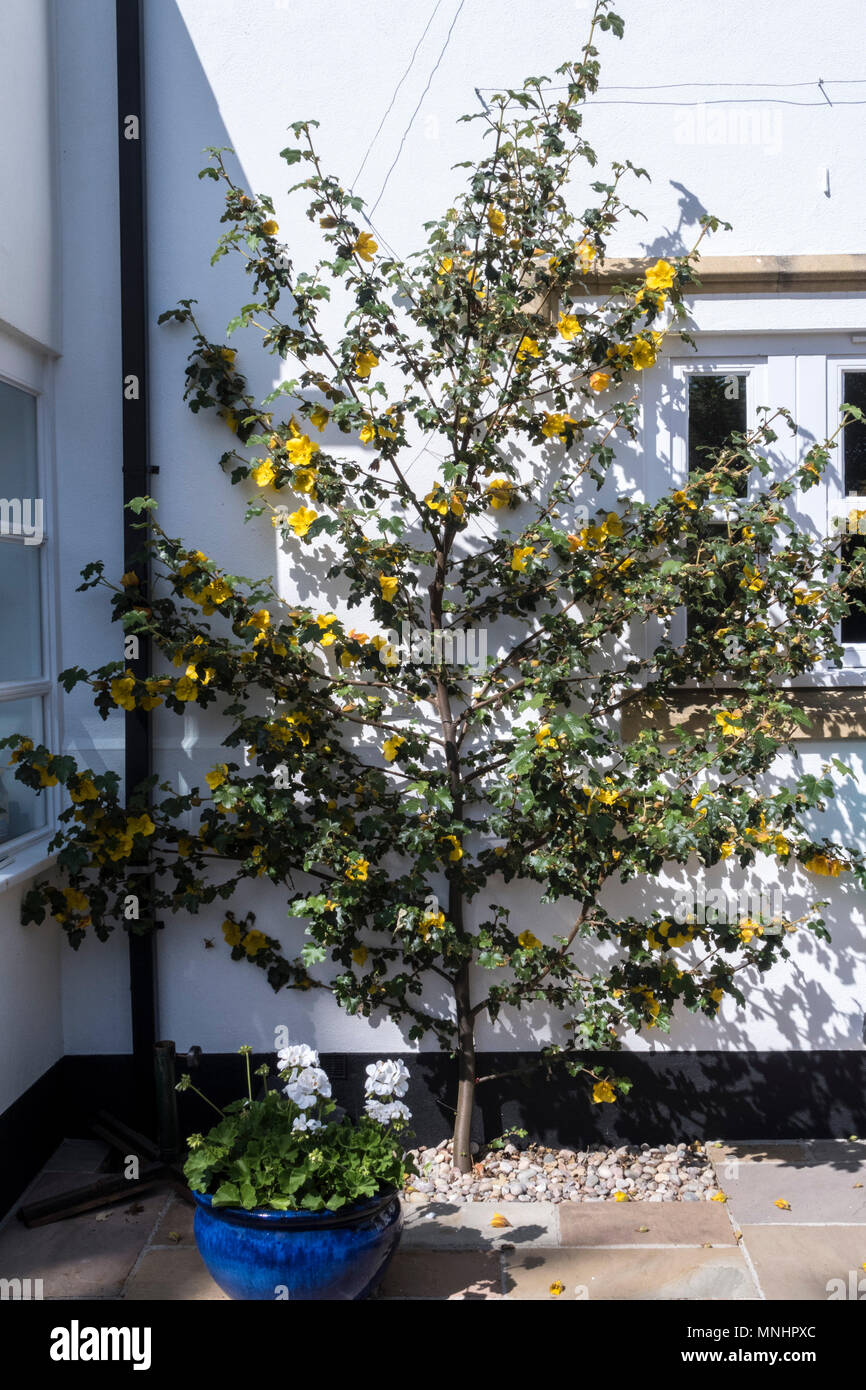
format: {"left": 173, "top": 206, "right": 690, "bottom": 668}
{"left": 487, "top": 1126, "right": 529, "bottom": 1152}
{"left": 180, "top": 1045, "right": 415, "bottom": 1212}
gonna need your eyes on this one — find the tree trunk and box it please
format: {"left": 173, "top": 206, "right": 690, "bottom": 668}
{"left": 452, "top": 960, "right": 476, "bottom": 1173}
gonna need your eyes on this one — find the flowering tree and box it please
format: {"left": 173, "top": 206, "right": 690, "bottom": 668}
{"left": 6, "top": 1, "right": 864, "bottom": 1172}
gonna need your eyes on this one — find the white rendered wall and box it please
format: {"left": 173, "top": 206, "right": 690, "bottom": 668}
{"left": 42, "top": 0, "right": 866, "bottom": 1060}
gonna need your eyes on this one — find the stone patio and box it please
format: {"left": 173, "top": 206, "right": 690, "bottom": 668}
{"left": 1, "top": 1137, "right": 864, "bottom": 1300}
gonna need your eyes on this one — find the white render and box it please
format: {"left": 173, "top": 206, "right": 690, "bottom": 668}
{"left": 2, "top": 1, "right": 866, "bottom": 1103}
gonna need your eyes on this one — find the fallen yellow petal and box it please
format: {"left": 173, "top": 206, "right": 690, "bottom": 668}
{"left": 614, "top": 1191, "right": 629, "bottom": 1202}
{"left": 774, "top": 1198, "right": 791, "bottom": 1210}
{"left": 489, "top": 1212, "right": 511, "bottom": 1229}
{"left": 711, "top": 1191, "right": 728, "bottom": 1203}
{"left": 549, "top": 1280, "right": 564, "bottom": 1297}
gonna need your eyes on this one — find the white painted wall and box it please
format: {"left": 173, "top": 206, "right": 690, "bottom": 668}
{"left": 0, "top": 0, "right": 59, "bottom": 353}
{"left": 9, "top": 0, "right": 866, "bottom": 1087}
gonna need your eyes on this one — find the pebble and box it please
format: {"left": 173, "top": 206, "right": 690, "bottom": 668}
{"left": 404, "top": 1139, "right": 715, "bottom": 1203}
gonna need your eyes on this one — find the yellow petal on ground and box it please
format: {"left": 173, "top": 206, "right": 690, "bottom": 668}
{"left": 711, "top": 1191, "right": 728, "bottom": 1202}
{"left": 614, "top": 1192, "right": 629, "bottom": 1202}
{"left": 549, "top": 1281, "right": 564, "bottom": 1297}
{"left": 489, "top": 1212, "right": 511, "bottom": 1228}
{"left": 773, "top": 1198, "right": 791, "bottom": 1210}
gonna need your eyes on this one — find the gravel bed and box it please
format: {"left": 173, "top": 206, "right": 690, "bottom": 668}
{"left": 403, "top": 1138, "right": 721, "bottom": 1204}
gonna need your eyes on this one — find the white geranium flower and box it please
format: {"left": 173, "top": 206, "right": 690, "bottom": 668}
{"left": 284, "top": 1064, "right": 332, "bottom": 1110}
{"left": 364, "top": 1058, "right": 410, "bottom": 1098}
{"left": 292, "top": 1115, "right": 323, "bottom": 1134}
{"left": 277, "top": 1043, "right": 319, "bottom": 1073}
{"left": 365, "top": 1098, "right": 412, "bottom": 1125}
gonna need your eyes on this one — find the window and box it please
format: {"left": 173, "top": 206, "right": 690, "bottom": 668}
{"left": 826, "top": 360, "right": 866, "bottom": 663}
{"left": 0, "top": 373, "right": 54, "bottom": 855}
{"left": 669, "top": 364, "right": 760, "bottom": 645}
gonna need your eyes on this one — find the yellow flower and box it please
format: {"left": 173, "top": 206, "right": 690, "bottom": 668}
{"left": 242, "top": 929, "right": 268, "bottom": 957}
{"left": 512, "top": 545, "right": 534, "bottom": 573}
{"left": 793, "top": 588, "right": 821, "bottom": 606}
{"left": 205, "top": 577, "right": 232, "bottom": 606}
{"left": 518, "top": 929, "right": 541, "bottom": 950}
{"left": 741, "top": 564, "right": 765, "bottom": 593}
{"left": 773, "top": 1198, "right": 791, "bottom": 1211}
{"left": 286, "top": 434, "right": 319, "bottom": 468}
{"left": 557, "top": 313, "right": 582, "bottom": 341}
{"left": 310, "top": 404, "right": 329, "bottom": 431}
{"left": 535, "top": 724, "right": 558, "bottom": 750}
{"left": 293, "top": 467, "right": 317, "bottom": 495}
{"left": 360, "top": 422, "right": 377, "bottom": 445}
{"left": 671, "top": 489, "right": 697, "bottom": 509}
{"left": 352, "top": 946, "right": 368, "bottom": 966}
{"left": 288, "top": 506, "right": 318, "bottom": 538}
{"left": 111, "top": 674, "right": 137, "bottom": 711}
{"left": 589, "top": 371, "right": 610, "bottom": 392}
{"left": 251, "top": 459, "right": 276, "bottom": 487}
{"left": 719, "top": 840, "right": 736, "bottom": 859}
{"left": 355, "top": 349, "right": 379, "bottom": 379}
{"left": 317, "top": 613, "right": 339, "bottom": 646}
{"left": 206, "top": 764, "right": 229, "bottom": 791}
{"left": 379, "top": 574, "right": 399, "bottom": 603}
{"left": 603, "top": 512, "right": 624, "bottom": 538}
{"left": 541, "top": 411, "right": 576, "bottom": 440}
{"left": 614, "top": 1191, "right": 630, "bottom": 1203}
{"left": 70, "top": 777, "right": 99, "bottom": 803}
{"left": 774, "top": 835, "right": 791, "bottom": 857}
{"left": 630, "top": 336, "right": 658, "bottom": 371}
{"left": 592, "top": 1080, "right": 616, "bottom": 1104}
{"left": 261, "top": 219, "right": 279, "bottom": 237}
{"left": 739, "top": 919, "right": 764, "bottom": 944}
{"left": 442, "top": 834, "right": 462, "bottom": 862}
{"left": 352, "top": 231, "right": 378, "bottom": 262}
{"left": 715, "top": 709, "right": 743, "bottom": 738}
{"left": 438, "top": 256, "right": 453, "bottom": 275}
{"left": 247, "top": 609, "right": 270, "bottom": 632}
{"left": 127, "top": 813, "right": 155, "bottom": 838}
{"left": 383, "top": 735, "right": 405, "bottom": 762}
{"left": 487, "top": 205, "right": 506, "bottom": 236}
{"left": 575, "top": 237, "right": 596, "bottom": 269}
{"left": 419, "top": 909, "right": 445, "bottom": 940}
{"left": 711, "top": 1190, "right": 728, "bottom": 1202}
{"left": 424, "top": 488, "right": 448, "bottom": 515}
{"left": 805, "top": 853, "right": 845, "bottom": 878}
{"left": 63, "top": 887, "right": 90, "bottom": 913}
{"left": 120, "top": 571, "right": 139, "bottom": 588}
{"left": 549, "top": 1280, "right": 565, "bottom": 1296}
{"left": 346, "top": 858, "right": 369, "bottom": 882}
{"left": 645, "top": 258, "right": 676, "bottom": 291}
{"left": 486, "top": 478, "right": 514, "bottom": 510}
{"left": 175, "top": 675, "right": 198, "bottom": 702}
{"left": 222, "top": 919, "right": 243, "bottom": 947}
{"left": 516, "top": 336, "right": 541, "bottom": 362}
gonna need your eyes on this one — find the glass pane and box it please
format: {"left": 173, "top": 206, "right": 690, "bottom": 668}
{"left": 0, "top": 697, "right": 46, "bottom": 844}
{"left": 0, "top": 378, "right": 38, "bottom": 500}
{"left": 688, "top": 374, "right": 748, "bottom": 489}
{"left": 0, "top": 542, "right": 42, "bottom": 681}
{"left": 842, "top": 371, "right": 866, "bottom": 496}
{"left": 841, "top": 536, "right": 866, "bottom": 644}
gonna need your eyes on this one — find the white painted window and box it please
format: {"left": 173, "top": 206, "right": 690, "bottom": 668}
{"left": 0, "top": 334, "right": 58, "bottom": 862}
{"left": 826, "top": 356, "right": 866, "bottom": 670}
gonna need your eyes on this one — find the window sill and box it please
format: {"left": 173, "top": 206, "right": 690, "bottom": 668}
{"left": 622, "top": 686, "right": 866, "bottom": 742}
{"left": 0, "top": 836, "right": 57, "bottom": 895}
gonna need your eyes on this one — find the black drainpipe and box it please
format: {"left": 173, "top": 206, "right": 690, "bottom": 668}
{"left": 116, "top": 0, "right": 157, "bottom": 1134}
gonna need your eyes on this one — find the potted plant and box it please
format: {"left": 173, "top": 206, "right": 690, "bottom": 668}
{"left": 180, "top": 1045, "right": 414, "bottom": 1300}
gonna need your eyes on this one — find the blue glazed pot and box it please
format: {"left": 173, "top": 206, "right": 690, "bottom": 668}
{"left": 192, "top": 1187, "right": 402, "bottom": 1301}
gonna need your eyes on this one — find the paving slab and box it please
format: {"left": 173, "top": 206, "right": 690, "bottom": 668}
{"left": 558, "top": 1201, "right": 736, "bottom": 1246}
{"left": 401, "top": 1199, "right": 558, "bottom": 1248}
{"left": 710, "top": 1141, "right": 866, "bottom": 1224}
{"left": 742, "top": 1225, "right": 866, "bottom": 1301}
{"left": 0, "top": 1187, "right": 164, "bottom": 1300}
{"left": 152, "top": 1198, "right": 195, "bottom": 1246}
{"left": 504, "top": 1246, "right": 758, "bottom": 1300}
{"left": 121, "top": 1247, "right": 228, "bottom": 1301}
{"left": 379, "top": 1249, "right": 503, "bottom": 1299}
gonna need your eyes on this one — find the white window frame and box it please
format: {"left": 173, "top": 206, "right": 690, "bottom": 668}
{"left": 0, "top": 330, "right": 60, "bottom": 871}
{"left": 825, "top": 354, "right": 866, "bottom": 673}
{"left": 665, "top": 355, "right": 768, "bottom": 661}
